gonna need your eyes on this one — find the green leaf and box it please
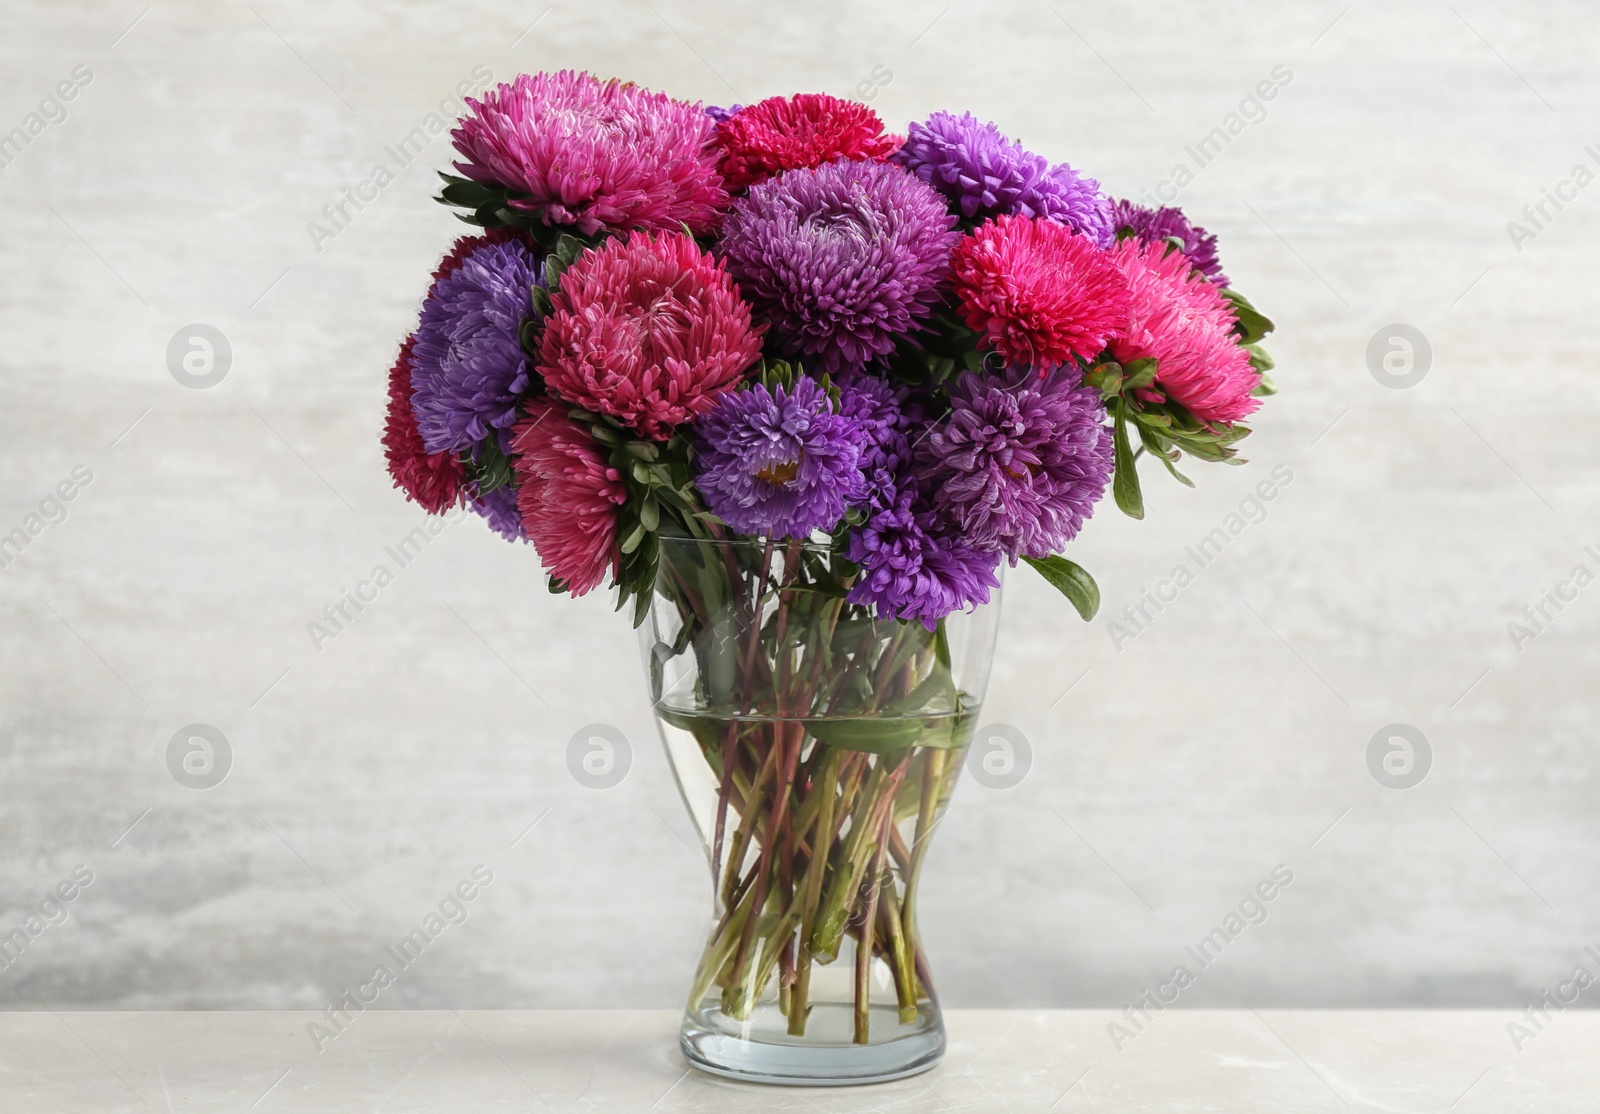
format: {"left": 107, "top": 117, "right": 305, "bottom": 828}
{"left": 463, "top": 434, "right": 514, "bottom": 496}
{"left": 1121, "top": 357, "right": 1158, "bottom": 391}
{"left": 1221, "top": 288, "right": 1275, "bottom": 345}
{"left": 1086, "top": 362, "right": 1124, "bottom": 399}
{"left": 1021, "top": 555, "right": 1100, "bottom": 621}
{"left": 805, "top": 717, "right": 927, "bottom": 756}
{"left": 1111, "top": 402, "right": 1144, "bottom": 520}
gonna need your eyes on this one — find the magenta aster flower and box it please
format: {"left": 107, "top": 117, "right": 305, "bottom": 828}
{"left": 919, "top": 368, "right": 1112, "bottom": 561}
{"left": 1110, "top": 199, "right": 1228, "bottom": 286}
{"left": 451, "top": 70, "right": 728, "bottom": 236}
{"left": 1108, "top": 238, "right": 1259, "bottom": 423}
{"left": 719, "top": 160, "right": 957, "bottom": 374}
{"left": 950, "top": 215, "right": 1129, "bottom": 369}
{"left": 537, "top": 231, "right": 763, "bottom": 440}
{"left": 410, "top": 238, "right": 541, "bottom": 456}
{"left": 895, "top": 111, "right": 1113, "bottom": 245}
{"left": 716, "top": 93, "right": 900, "bottom": 191}
{"left": 511, "top": 400, "right": 627, "bottom": 596}
{"left": 694, "top": 377, "right": 866, "bottom": 539}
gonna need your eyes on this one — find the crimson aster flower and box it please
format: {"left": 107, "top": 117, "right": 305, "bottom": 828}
{"left": 536, "top": 231, "right": 763, "bottom": 440}
{"left": 718, "top": 159, "right": 957, "bottom": 374}
{"left": 715, "top": 93, "right": 900, "bottom": 190}
{"left": 451, "top": 70, "right": 728, "bottom": 236}
{"left": 918, "top": 367, "right": 1112, "bottom": 561}
{"left": 1108, "top": 237, "right": 1259, "bottom": 423}
{"left": 949, "top": 215, "right": 1129, "bottom": 368}
{"left": 382, "top": 336, "right": 466, "bottom": 514}
{"left": 511, "top": 400, "right": 627, "bottom": 596}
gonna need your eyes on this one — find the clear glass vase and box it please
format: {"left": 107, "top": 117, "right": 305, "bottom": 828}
{"left": 640, "top": 531, "right": 1002, "bottom": 1085}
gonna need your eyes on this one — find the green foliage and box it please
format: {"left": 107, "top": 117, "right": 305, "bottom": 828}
{"left": 459, "top": 433, "right": 514, "bottom": 496}
{"left": 1021, "top": 555, "right": 1100, "bottom": 621}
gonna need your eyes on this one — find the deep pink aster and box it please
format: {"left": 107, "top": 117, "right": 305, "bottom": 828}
{"left": 451, "top": 71, "right": 728, "bottom": 236}
{"left": 536, "top": 231, "right": 763, "bottom": 440}
{"left": 383, "top": 337, "right": 466, "bottom": 514}
{"left": 511, "top": 400, "right": 627, "bottom": 596}
{"left": 1108, "top": 238, "right": 1260, "bottom": 423}
{"left": 950, "top": 215, "right": 1130, "bottom": 369}
{"left": 716, "top": 93, "right": 900, "bottom": 191}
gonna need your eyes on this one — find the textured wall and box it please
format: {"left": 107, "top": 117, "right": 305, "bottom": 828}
{"left": 1, "top": 0, "right": 1597, "bottom": 1016}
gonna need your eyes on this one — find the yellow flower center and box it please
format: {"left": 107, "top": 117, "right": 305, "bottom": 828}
{"left": 756, "top": 458, "right": 801, "bottom": 486}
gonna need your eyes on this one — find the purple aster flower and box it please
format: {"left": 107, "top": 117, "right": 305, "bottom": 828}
{"left": 836, "top": 373, "right": 921, "bottom": 478}
{"left": 895, "top": 111, "right": 1113, "bottom": 246}
{"left": 705, "top": 103, "right": 743, "bottom": 124}
{"left": 469, "top": 483, "right": 524, "bottom": 541}
{"left": 1110, "top": 199, "right": 1228, "bottom": 286}
{"left": 718, "top": 160, "right": 957, "bottom": 374}
{"left": 694, "top": 376, "right": 867, "bottom": 539}
{"left": 410, "top": 239, "right": 540, "bottom": 456}
{"left": 919, "top": 367, "right": 1112, "bottom": 561}
{"left": 847, "top": 482, "right": 1001, "bottom": 629}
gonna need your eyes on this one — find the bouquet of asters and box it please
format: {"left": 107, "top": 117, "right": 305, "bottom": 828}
{"left": 380, "top": 71, "right": 1274, "bottom": 1071}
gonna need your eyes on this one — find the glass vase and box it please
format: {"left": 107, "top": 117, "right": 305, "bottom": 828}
{"left": 640, "top": 531, "right": 1002, "bottom": 1085}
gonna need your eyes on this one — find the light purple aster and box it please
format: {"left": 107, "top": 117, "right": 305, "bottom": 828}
{"left": 694, "top": 376, "right": 867, "bottom": 539}
{"left": 895, "top": 111, "right": 1113, "bottom": 246}
{"left": 919, "top": 368, "right": 1112, "bottom": 561}
{"left": 705, "top": 103, "right": 743, "bottom": 124}
{"left": 718, "top": 159, "right": 958, "bottom": 374}
{"left": 847, "top": 482, "right": 1001, "bottom": 630}
{"left": 1110, "top": 199, "right": 1228, "bottom": 286}
{"left": 410, "top": 239, "right": 540, "bottom": 455}
{"left": 469, "top": 483, "right": 524, "bottom": 541}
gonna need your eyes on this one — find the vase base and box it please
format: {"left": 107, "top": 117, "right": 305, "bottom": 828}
{"left": 679, "top": 1002, "right": 944, "bottom": 1086}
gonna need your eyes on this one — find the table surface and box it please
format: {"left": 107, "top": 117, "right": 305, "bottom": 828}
{"left": 0, "top": 1008, "right": 1585, "bottom": 1112}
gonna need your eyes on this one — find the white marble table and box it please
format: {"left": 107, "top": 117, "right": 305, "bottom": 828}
{"left": 0, "top": 1009, "right": 1586, "bottom": 1112}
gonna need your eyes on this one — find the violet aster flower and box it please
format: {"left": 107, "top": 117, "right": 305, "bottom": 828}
{"left": 847, "top": 482, "right": 1001, "bottom": 629}
{"left": 919, "top": 367, "right": 1112, "bottom": 561}
{"left": 1110, "top": 199, "right": 1228, "bottom": 286}
{"left": 451, "top": 71, "right": 728, "bottom": 236}
{"left": 719, "top": 159, "right": 957, "bottom": 374}
{"left": 705, "top": 103, "right": 744, "bottom": 124}
{"left": 694, "top": 376, "right": 866, "bottom": 539}
{"left": 836, "top": 373, "right": 918, "bottom": 477}
{"left": 410, "top": 238, "right": 540, "bottom": 456}
{"left": 469, "top": 483, "right": 524, "bottom": 541}
{"left": 895, "top": 111, "right": 1113, "bottom": 246}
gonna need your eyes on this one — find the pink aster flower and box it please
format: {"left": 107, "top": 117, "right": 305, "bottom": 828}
{"left": 536, "top": 231, "right": 763, "bottom": 440}
{"left": 1107, "top": 239, "right": 1260, "bottom": 423}
{"left": 451, "top": 71, "right": 728, "bottom": 236}
{"left": 511, "top": 401, "right": 627, "bottom": 596}
{"left": 950, "top": 215, "right": 1130, "bottom": 369}
{"left": 716, "top": 93, "right": 901, "bottom": 191}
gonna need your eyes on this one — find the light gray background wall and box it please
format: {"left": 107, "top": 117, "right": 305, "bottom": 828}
{"left": 2, "top": 0, "right": 1596, "bottom": 1015}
